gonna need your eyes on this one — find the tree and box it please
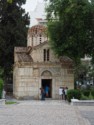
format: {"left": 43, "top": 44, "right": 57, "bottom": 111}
{"left": 0, "top": 0, "right": 30, "bottom": 79}
{"left": 7, "top": 0, "right": 12, "bottom": 3}
{"left": 45, "top": 0, "right": 94, "bottom": 64}
{"left": 74, "top": 63, "right": 89, "bottom": 84}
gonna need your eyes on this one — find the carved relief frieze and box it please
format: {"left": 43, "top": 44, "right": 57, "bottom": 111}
{"left": 41, "top": 70, "right": 52, "bottom": 77}
{"left": 40, "top": 67, "right": 61, "bottom": 76}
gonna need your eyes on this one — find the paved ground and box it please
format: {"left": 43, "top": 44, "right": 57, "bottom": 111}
{"left": 78, "top": 106, "right": 94, "bottom": 125}
{"left": 0, "top": 100, "right": 92, "bottom": 125}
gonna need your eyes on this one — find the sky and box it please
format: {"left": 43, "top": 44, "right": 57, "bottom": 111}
{"left": 22, "top": 0, "right": 44, "bottom": 12}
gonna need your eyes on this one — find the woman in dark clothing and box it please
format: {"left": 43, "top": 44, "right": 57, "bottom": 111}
{"left": 40, "top": 88, "right": 45, "bottom": 100}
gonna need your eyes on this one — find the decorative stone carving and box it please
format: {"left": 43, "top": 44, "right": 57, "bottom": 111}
{"left": 41, "top": 70, "right": 52, "bottom": 77}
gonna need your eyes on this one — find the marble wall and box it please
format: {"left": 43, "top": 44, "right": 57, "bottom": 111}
{"left": 13, "top": 63, "right": 74, "bottom": 99}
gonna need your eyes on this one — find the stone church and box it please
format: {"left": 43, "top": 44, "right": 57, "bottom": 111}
{"left": 13, "top": 25, "right": 74, "bottom": 99}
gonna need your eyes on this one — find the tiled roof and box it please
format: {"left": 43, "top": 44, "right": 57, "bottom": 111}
{"left": 16, "top": 53, "right": 33, "bottom": 62}
{"left": 28, "top": 25, "right": 47, "bottom": 36}
{"left": 59, "top": 56, "right": 73, "bottom": 63}
{"left": 15, "top": 47, "right": 27, "bottom": 53}
{"left": 15, "top": 47, "right": 33, "bottom": 62}
{"left": 33, "top": 40, "right": 48, "bottom": 49}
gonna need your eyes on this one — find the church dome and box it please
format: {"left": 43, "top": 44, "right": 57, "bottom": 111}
{"left": 27, "top": 25, "right": 48, "bottom": 47}
{"left": 28, "top": 25, "right": 47, "bottom": 36}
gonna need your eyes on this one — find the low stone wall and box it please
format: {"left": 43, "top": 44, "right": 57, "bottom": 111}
{"left": 71, "top": 99, "right": 94, "bottom": 106}
{"left": 0, "top": 99, "right": 6, "bottom": 105}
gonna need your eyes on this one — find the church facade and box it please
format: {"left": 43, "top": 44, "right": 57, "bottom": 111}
{"left": 13, "top": 25, "right": 74, "bottom": 99}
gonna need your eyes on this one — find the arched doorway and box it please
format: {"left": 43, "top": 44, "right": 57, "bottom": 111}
{"left": 42, "top": 79, "right": 52, "bottom": 98}
{"left": 41, "top": 70, "right": 52, "bottom": 98}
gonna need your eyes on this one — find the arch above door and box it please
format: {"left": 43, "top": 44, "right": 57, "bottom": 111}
{"left": 41, "top": 70, "right": 52, "bottom": 77}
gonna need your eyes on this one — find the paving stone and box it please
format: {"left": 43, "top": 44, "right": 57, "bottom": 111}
{"left": 78, "top": 106, "right": 94, "bottom": 125}
{"left": 0, "top": 100, "right": 89, "bottom": 125}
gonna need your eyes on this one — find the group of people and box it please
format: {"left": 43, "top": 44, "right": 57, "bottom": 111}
{"left": 40, "top": 86, "right": 68, "bottom": 101}
{"left": 59, "top": 87, "right": 68, "bottom": 100}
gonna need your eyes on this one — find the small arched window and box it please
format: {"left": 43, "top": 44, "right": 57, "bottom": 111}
{"left": 40, "top": 34, "right": 42, "bottom": 43}
{"left": 43, "top": 49, "right": 50, "bottom": 61}
{"left": 44, "top": 49, "right": 46, "bottom": 61}
{"left": 47, "top": 49, "right": 50, "bottom": 61}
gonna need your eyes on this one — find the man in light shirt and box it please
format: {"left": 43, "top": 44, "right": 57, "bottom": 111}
{"left": 59, "top": 87, "right": 63, "bottom": 100}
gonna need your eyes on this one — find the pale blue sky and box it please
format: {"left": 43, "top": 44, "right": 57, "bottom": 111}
{"left": 22, "top": 0, "right": 44, "bottom": 12}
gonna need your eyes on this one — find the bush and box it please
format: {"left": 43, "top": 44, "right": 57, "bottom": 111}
{"left": 0, "top": 79, "right": 3, "bottom": 99}
{"left": 91, "top": 90, "right": 94, "bottom": 97}
{"left": 81, "top": 94, "right": 88, "bottom": 100}
{"left": 67, "top": 89, "right": 81, "bottom": 102}
{"left": 82, "top": 90, "right": 90, "bottom": 97}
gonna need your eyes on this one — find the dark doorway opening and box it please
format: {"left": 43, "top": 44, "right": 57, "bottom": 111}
{"left": 41, "top": 79, "right": 52, "bottom": 98}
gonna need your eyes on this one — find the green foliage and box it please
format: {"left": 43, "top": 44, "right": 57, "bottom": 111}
{"left": 0, "top": 0, "right": 30, "bottom": 78}
{"left": 7, "top": 0, "right": 12, "bottom": 3}
{"left": 88, "top": 65, "right": 94, "bottom": 77}
{"left": 74, "top": 62, "right": 89, "bottom": 84}
{"left": 0, "top": 78, "right": 3, "bottom": 99}
{"left": 82, "top": 90, "right": 90, "bottom": 97}
{"left": 81, "top": 94, "right": 89, "bottom": 100}
{"left": 46, "top": 0, "right": 94, "bottom": 64}
{"left": 67, "top": 89, "right": 81, "bottom": 102}
{"left": 91, "top": 89, "right": 94, "bottom": 97}
{"left": 89, "top": 93, "right": 94, "bottom": 99}
{"left": 0, "top": 67, "right": 4, "bottom": 78}
{"left": 6, "top": 101, "right": 17, "bottom": 104}
{"left": 81, "top": 93, "right": 94, "bottom": 100}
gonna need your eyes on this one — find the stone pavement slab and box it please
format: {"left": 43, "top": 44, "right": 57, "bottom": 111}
{"left": 77, "top": 106, "right": 94, "bottom": 125}
{"left": 0, "top": 100, "right": 89, "bottom": 125}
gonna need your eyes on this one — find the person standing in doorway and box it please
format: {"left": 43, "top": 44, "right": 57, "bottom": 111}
{"left": 45, "top": 86, "right": 49, "bottom": 97}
